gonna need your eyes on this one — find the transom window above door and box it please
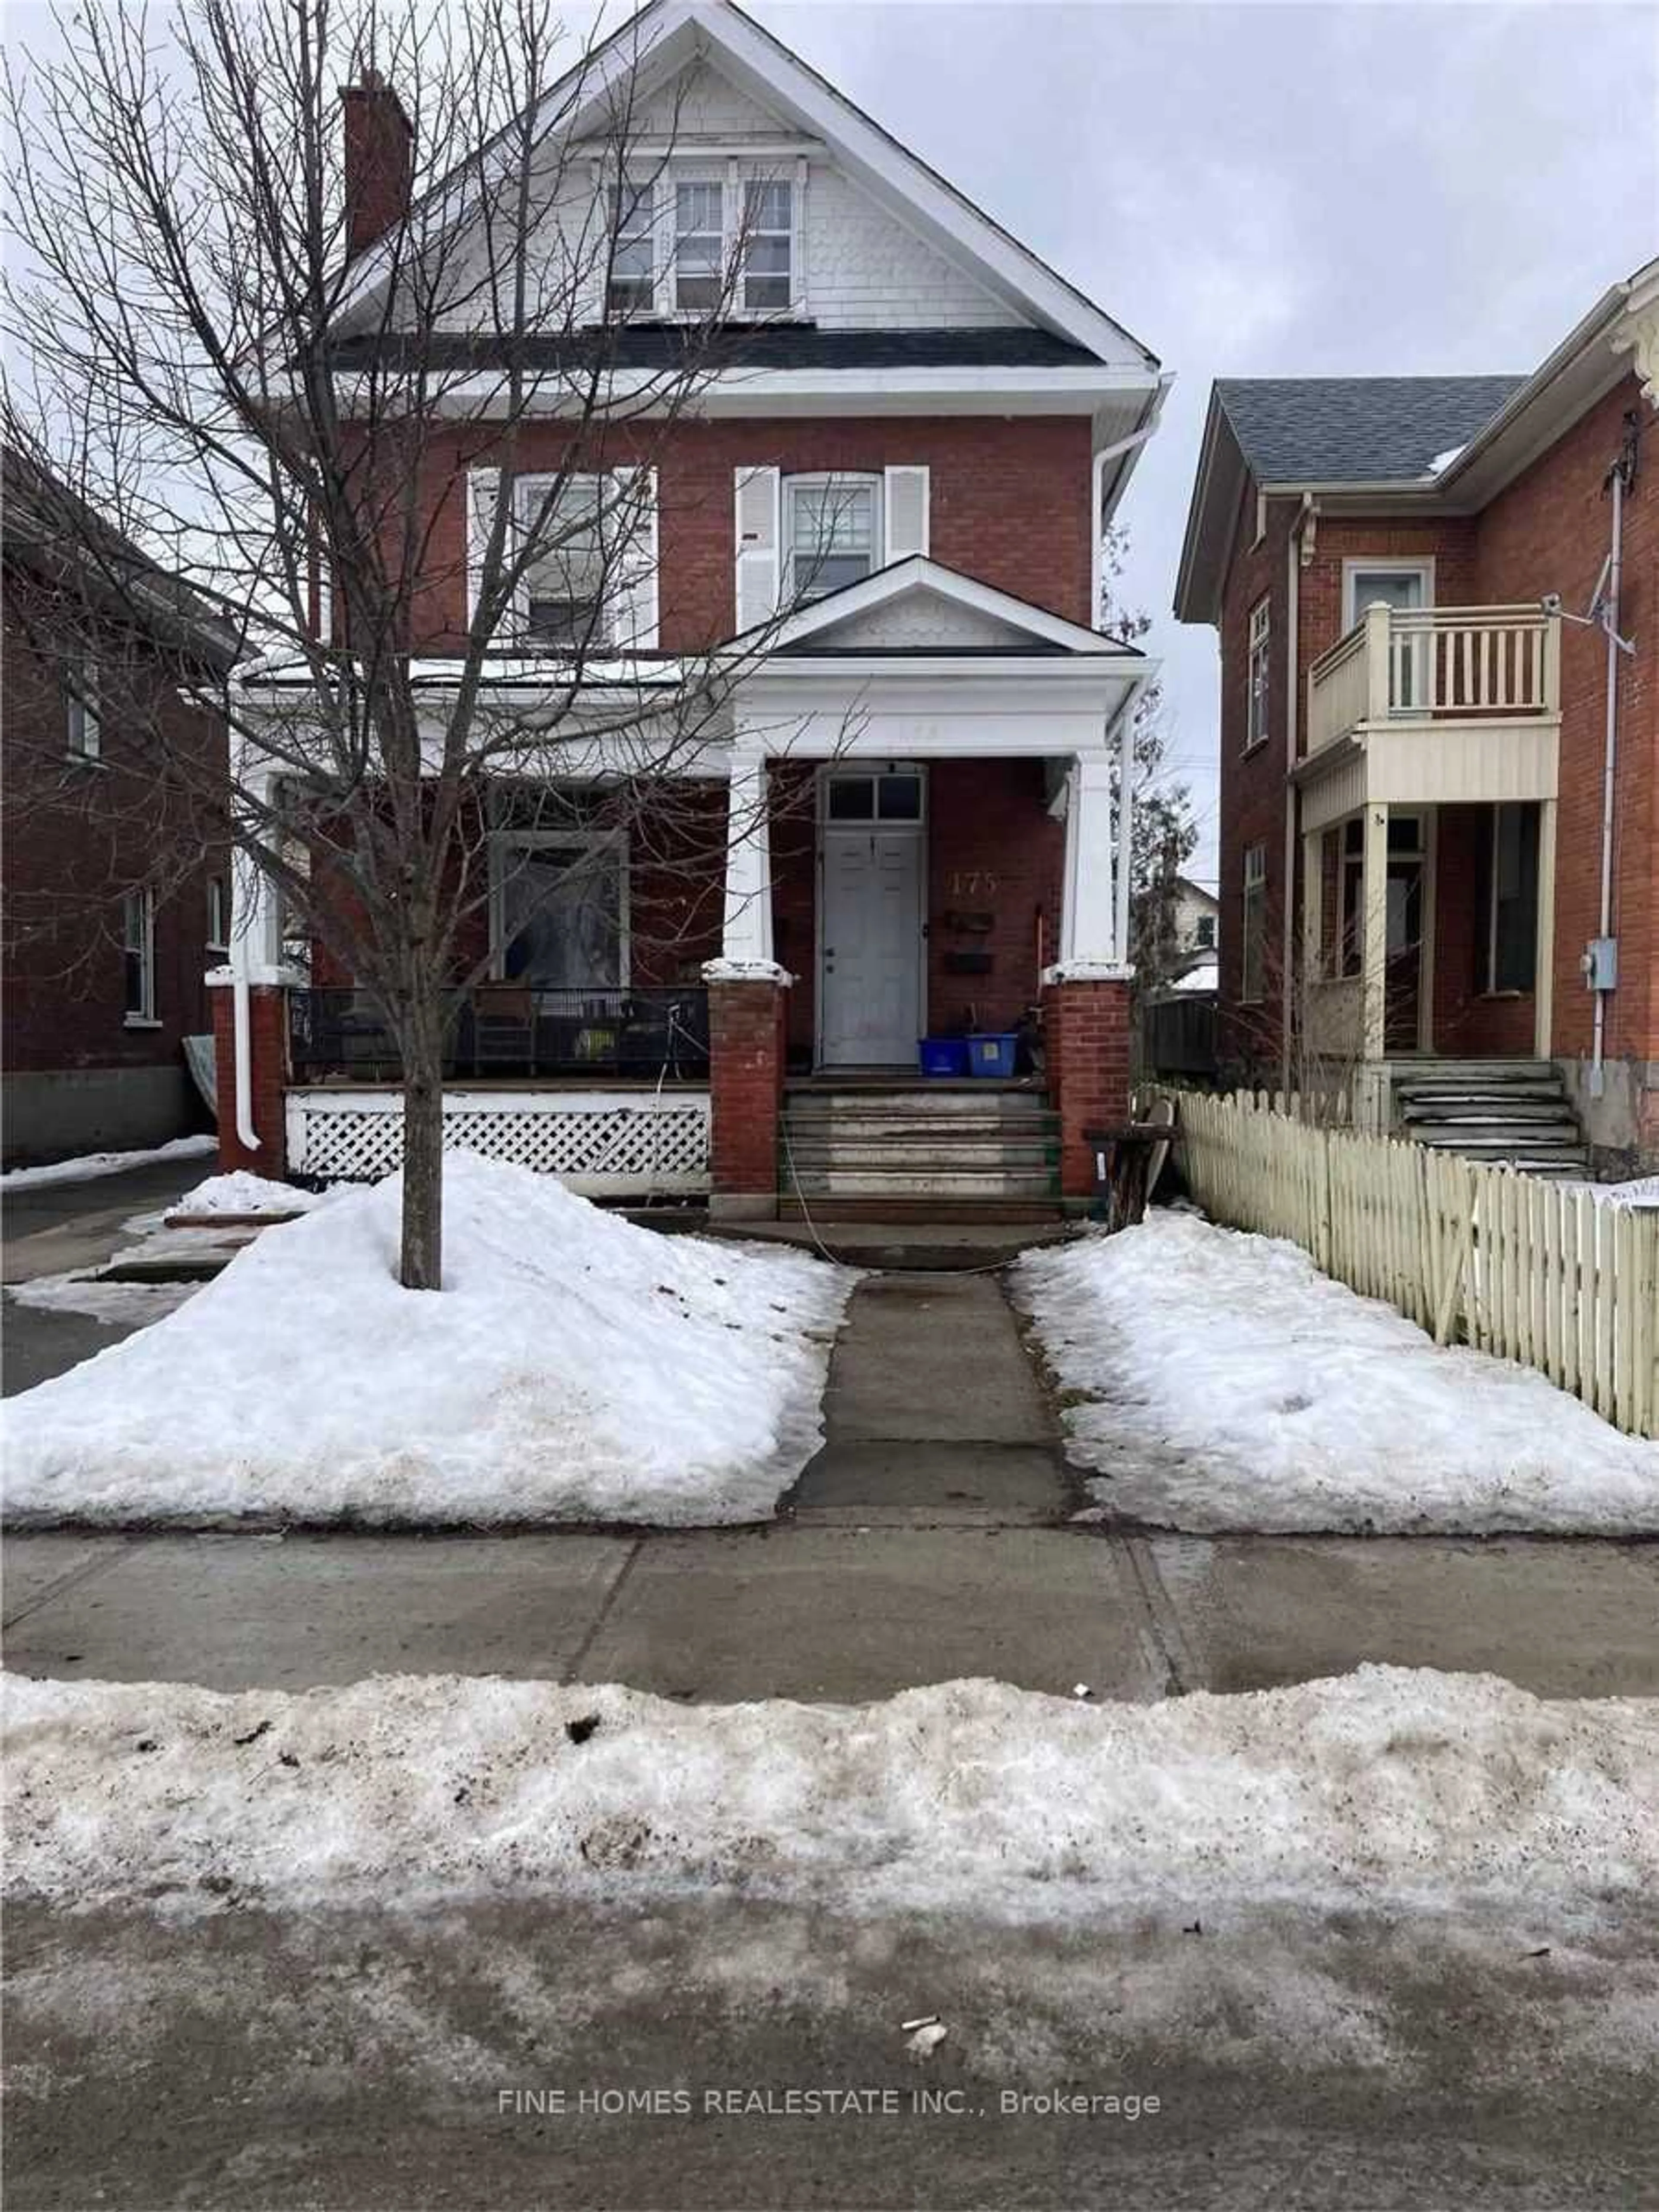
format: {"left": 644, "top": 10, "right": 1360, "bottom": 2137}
{"left": 787, "top": 474, "right": 881, "bottom": 604}
{"left": 823, "top": 766, "right": 924, "bottom": 823}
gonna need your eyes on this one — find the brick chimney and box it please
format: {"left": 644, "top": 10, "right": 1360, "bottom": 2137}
{"left": 340, "top": 70, "right": 413, "bottom": 257}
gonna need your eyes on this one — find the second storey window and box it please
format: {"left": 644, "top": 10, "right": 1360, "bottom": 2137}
{"left": 787, "top": 474, "right": 880, "bottom": 603}
{"left": 1245, "top": 597, "right": 1270, "bottom": 753}
{"left": 744, "top": 179, "right": 792, "bottom": 312}
{"left": 674, "top": 179, "right": 723, "bottom": 312}
{"left": 66, "top": 655, "right": 101, "bottom": 760}
{"left": 518, "top": 476, "right": 607, "bottom": 647}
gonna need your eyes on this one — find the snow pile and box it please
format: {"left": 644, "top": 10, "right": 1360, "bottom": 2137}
{"left": 1, "top": 1135, "right": 215, "bottom": 1192}
{"left": 5, "top": 1275, "right": 200, "bottom": 1328}
{"left": 2, "top": 1151, "right": 855, "bottom": 1527}
{"left": 169, "top": 1172, "right": 337, "bottom": 1216}
{"left": 1015, "top": 1211, "right": 1659, "bottom": 1535}
{"left": 5, "top": 1665, "right": 1655, "bottom": 1916}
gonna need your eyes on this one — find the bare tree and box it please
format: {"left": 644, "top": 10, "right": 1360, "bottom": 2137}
{"left": 4, "top": 0, "right": 836, "bottom": 1287}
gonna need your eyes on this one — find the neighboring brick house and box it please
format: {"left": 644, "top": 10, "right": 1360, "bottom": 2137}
{"left": 227, "top": 0, "right": 1168, "bottom": 1214}
{"left": 1, "top": 450, "right": 233, "bottom": 1164}
{"left": 1175, "top": 258, "right": 1659, "bottom": 1174}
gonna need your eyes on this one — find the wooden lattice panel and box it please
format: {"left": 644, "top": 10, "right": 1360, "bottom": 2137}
{"left": 286, "top": 1087, "right": 711, "bottom": 1196}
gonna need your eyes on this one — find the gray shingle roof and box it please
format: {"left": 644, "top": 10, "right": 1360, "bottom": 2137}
{"left": 1215, "top": 375, "right": 1526, "bottom": 485}
{"left": 329, "top": 326, "right": 1102, "bottom": 372}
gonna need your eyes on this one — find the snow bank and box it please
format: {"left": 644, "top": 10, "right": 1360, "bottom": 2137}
{"left": 170, "top": 1172, "right": 337, "bottom": 1216}
{"left": 5, "top": 1666, "right": 1655, "bottom": 1916}
{"left": 2, "top": 1151, "right": 855, "bottom": 1527}
{"left": 1, "top": 1135, "right": 215, "bottom": 1192}
{"left": 1015, "top": 1211, "right": 1659, "bottom": 1535}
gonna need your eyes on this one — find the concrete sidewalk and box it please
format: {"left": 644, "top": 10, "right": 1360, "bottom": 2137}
{"left": 6, "top": 1258, "right": 1658, "bottom": 1702}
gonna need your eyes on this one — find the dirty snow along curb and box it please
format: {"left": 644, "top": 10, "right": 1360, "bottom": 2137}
{"left": 1014, "top": 1211, "right": 1659, "bottom": 1535}
{"left": 5, "top": 1666, "right": 1656, "bottom": 1915}
{"left": 0, "top": 1135, "right": 216, "bottom": 1191}
{"left": 2, "top": 1151, "right": 855, "bottom": 1527}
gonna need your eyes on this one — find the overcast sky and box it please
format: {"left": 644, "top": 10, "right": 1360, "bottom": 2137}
{"left": 12, "top": 0, "right": 1655, "bottom": 887}
{"left": 745, "top": 0, "right": 1658, "bottom": 886}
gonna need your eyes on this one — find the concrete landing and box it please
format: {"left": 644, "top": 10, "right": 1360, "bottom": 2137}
{"left": 699, "top": 1218, "right": 1079, "bottom": 1270}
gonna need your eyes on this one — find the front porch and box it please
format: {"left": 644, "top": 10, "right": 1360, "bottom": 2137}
{"left": 219, "top": 560, "right": 1147, "bottom": 1213}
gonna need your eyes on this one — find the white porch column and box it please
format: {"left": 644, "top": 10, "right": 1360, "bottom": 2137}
{"left": 1361, "top": 801, "right": 1389, "bottom": 1061}
{"left": 1047, "top": 755, "right": 1125, "bottom": 977}
{"left": 1534, "top": 797, "right": 1558, "bottom": 1061}
{"left": 717, "top": 746, "right": 777, "bottom": 970}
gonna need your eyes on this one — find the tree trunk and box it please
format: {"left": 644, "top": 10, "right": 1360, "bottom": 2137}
{"left": 399, "top": 996, "right": 446, "bottom": 1291}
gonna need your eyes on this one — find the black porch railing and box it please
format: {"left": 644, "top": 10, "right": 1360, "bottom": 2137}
{"left": 288, "top": 985, "right": 711, "bottom": 1083}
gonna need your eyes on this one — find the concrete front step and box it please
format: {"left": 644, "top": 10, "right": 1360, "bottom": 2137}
{"left": 776, "top": 1197, "right": 1066, "bottom": 1227}
{"left": 1400, "top": 1087, "right": 1567, "bottom": 1111}
{"left": 785, "top": 1171, "right": 1060, "bottom": 1201}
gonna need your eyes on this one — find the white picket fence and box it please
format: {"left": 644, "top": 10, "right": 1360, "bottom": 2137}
{"left": 1170, "top": 1087, "right": 1659, "bottom": 1440}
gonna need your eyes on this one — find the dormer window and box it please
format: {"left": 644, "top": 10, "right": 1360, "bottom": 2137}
{"left": 673, "top": 179, "right": 724, "bottom": 312}
{"left": 787, "top": 473, "right": 880, "bottom": 603}
{"left": 606, "top": 175, "right": 655, "bottom": 315}
{"left": 744, "top": 180, "right": 792, "bottom": 313}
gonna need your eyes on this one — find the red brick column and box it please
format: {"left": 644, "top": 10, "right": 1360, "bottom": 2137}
{"left": 210, "top": 982, "right": 290, "bottom": 1176}
{"left": 1042, "top": 976, "right": 1131, "bottom": 1202}
{"left": 706, "top": 975, "right": 788, "bottom": 1219}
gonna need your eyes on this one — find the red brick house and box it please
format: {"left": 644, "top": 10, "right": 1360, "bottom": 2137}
{"left": 222, "top": 0, "right": 1167, "bottom": 1215}
{"left": 1, "top": 449, "right": 232, "bottom": 1165}
{"left": 1176, "top": 258, "right": 1659, "bottom": 1175}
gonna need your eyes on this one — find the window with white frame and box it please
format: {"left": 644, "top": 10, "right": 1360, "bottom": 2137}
{"left": 606, "top": 174, "right": 656, "bottom": 314}
{"left": 673, "top": 178, "right": 724, "bottom": 312}
{"left": 207, "top": 875, "right": 229, "bottom": 953}
{"left": 1240, "top": 843, "right": 1267, "bottom": 1004}
{"left": 743, "top": 178, "right": 792, "bottom": 313}
{"left": 1245, "top": 596, "right": 1270, "bottom": 753}
{"left": 123, "top": 888, "right": 156, "bottom": 1023}
{"left": 517, "top": 475, "right": 609, "bottom": 647}
{"left": 66, "top": 656, "right": 100, "bottom": 760}
{"left": 495, "top": 836, "right": 627, "bottom": 988}
{"left": 786, "top": 474, "right": 880, "bottom": 604}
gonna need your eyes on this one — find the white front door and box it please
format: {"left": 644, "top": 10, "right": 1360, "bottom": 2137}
{"left": 819, "top": 769, "right": 925, "bottom": 1066}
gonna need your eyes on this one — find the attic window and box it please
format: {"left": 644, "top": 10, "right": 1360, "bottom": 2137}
{"left": 674, "top": 179, "right": 724, "bottom": 312}
{"left": 607, "top": 176, "right": 655, "bottom": 315}
{"left": 743, "top": 179, "right": 792, "bottom": 313}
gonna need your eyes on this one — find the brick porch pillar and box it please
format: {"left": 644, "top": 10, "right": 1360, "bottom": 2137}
{"left": 705, "top": 966, "right": 790, "bottom": 1219}
{"left": 209, "top": 978, "right": 290, "bottom": 1176}
{"left": 1042, "top": 973, "right": 1132, "bottom": 1203}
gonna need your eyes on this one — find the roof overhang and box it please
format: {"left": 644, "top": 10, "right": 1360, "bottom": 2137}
{"left": 1175, "top": 254, "right": 1659, "bottom": 628}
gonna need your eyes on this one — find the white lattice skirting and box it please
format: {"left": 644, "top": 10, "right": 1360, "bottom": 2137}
{"left": 286, "top": 1087, "right": 711, "bottom": 1197}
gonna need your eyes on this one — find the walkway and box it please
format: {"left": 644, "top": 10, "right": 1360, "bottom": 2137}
{"left": 7, "top": 1259, "right": 1659, "bottom": 1702}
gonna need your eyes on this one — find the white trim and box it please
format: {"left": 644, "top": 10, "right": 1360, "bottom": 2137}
{"left": 415, "top": 365, "right": 1156, "bottom": 422}
{"left": 1244, "top": 594, "right": 1270, "bottom": 755}
{"left": 488, "top": 828, "right": 631, "bottom": 986}
{"left": 753, "top": 554, "right": 1117, "bottom": 655}
{"left": 1341, "top": 556, "right": 1435, "bottom": 630}
{"left": 782, "top": 469, "right": 883, "bottom": 607}
{"left": 122, "top": 887, "right": 156, "bottom": 1023}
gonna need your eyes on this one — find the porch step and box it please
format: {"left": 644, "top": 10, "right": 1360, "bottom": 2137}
{"left": 780, "top": 1088, "right": 1062, "bottom": 1205}
{"left": 1393, "top": 1061, "right": 1588, "bottom": 1175}
{"left": 776, "top": 1198, "right": 1065, "bottom": 1227}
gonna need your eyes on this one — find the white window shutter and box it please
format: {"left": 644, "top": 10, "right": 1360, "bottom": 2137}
{"left": 466, "top": 467, "right": 502, "bottom": 636}
{"left": 884, "top": 466, "right": 930, "bottom": 563}
{"left": 608, "top": 467, "right": 658, "bottom": 652}
{"left": 734, "top": 464, "right": 781, "bottom": 633}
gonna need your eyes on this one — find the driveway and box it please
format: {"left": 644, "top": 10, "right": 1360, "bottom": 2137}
{"left": 2, "top": 1156, "right": 210, "bottom": 1398}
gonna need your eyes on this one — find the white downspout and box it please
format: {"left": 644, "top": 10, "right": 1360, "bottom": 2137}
{"left": 1589, "top": 462, "right": 1625, "bottom": 1099}
{"left": 231, "top": 970, "right": 260, "bottom": 1154}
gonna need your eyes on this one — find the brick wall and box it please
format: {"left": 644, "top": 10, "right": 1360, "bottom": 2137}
{"left": 1, "top": 601, "right": 226, "bottom": 1078}
{"left": 211, "top": 983, "right": 289, "bottom": 1175}
{"left": 405, "top": 416, "right": 1095, "bottom": 652}
{"left": 1473, "top": 374, "right": 1655, "bottom": 1068}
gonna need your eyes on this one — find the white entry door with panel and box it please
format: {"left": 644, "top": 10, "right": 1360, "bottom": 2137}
{"left": 819, "top": 768, "right": 926, "bottom": 1067}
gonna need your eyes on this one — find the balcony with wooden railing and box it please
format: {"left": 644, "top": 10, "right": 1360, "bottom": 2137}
{"left": 1303, "top": 602, "right": 1562, "bottom": 807}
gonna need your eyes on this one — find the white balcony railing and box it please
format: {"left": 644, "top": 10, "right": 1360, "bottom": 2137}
{"left": 1307, "top": 604, "right": 1562, "bottom": 756}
